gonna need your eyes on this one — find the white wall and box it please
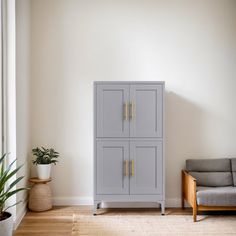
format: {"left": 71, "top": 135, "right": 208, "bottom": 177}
{"left": 31, "top": 0, "right": 236, "bottom": 206}
{"left": 16, "top": 0, "right": 31, "bottom": 225}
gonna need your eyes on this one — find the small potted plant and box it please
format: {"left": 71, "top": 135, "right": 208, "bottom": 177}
{"left": 32, "top": 147, "right": 59, "bottom": 180}
{"left": 0, "top": 153, "right": 28, "bottom": 236}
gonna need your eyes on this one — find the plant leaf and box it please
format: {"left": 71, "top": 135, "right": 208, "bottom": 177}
{"left": 4, "top": 200, "right": 22, "bottom": 212}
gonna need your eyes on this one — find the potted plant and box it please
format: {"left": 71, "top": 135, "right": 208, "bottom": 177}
{"left": 0, "top": 153, "right": 28, "bottom": 236}
{"left": 32, "top": 147, "right": 59, "bottom": 180}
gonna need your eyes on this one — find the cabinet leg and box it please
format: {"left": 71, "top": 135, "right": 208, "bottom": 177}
{"left": 97, "top": 202, "right": 102, "bottom": 209}
{"left": 93, "top": 201, "right": 101, "bottom": 215}
{"left": 161, "top": 202, "right": 165, "bottom": 215}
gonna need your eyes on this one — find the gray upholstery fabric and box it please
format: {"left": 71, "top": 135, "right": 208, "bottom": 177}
{"left": 186, "top": 158, "right": 231, "bottom": 172}
{"left": 231, "top": 159, "right": 236, "bottom": 186}
{"left": 233, "top": 172, "right": 236, "bottom": 187}
{"left": 197, "top": 186, "right": 236, "bottom": 206}
{"left": 231, "top": 158, "right": 236, "bottom": 171}
{"left": 189, "top": 172, "right": 233, "bottom": 187}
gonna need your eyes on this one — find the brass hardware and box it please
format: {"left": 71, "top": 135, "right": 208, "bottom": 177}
{"left": 130, "top": 102, "right": 135, "bottom": 119}
{"left": 123, "top": 102, "right": 128, "bottom": 120}
{"left": 131, "top": 160, "right": 134, "bottom": 176}
{"left": 124, "top": 160, "right": 129, "bottom": 176}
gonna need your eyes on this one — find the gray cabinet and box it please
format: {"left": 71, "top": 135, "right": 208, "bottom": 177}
{"left": 94, "top": 82, "right": 165, "bottom": 215}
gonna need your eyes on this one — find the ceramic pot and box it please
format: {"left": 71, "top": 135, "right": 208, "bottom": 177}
{"left": 0, "top": 212, "right": 13, "bottom": 236}
{"left": 37, "top": 164, "right": 51, "bottom": 179}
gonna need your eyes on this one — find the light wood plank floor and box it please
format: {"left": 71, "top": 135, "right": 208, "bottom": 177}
{"left": 14, "top": 206, "right": 192, "bottom": 236}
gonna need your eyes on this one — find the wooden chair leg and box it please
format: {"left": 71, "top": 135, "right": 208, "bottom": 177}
{"left": 193, "top": 205, "right": 197, "bottom": 222}
{"left": 181, "top": 197, "right": 185, "bottom": 209}
{"left": 181, "top": 170, "right": 185, "bottom": 209}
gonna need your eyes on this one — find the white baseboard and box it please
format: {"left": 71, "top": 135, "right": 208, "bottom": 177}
{"left": 53, "top": 197, "right": 182, "bottom": 208}
{"left": 14, "top": 200, "right": 27, "bottom": 230}
{"left": 166, "top": 198, "right": 182, "bottom": 208}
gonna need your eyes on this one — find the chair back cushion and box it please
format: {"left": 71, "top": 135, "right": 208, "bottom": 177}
{"left": 186, "top": 158, "right": 233, "bottom": 187}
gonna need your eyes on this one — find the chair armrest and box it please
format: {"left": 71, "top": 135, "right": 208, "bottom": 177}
{"left": 182, "top": 170, "right": 197, "bottom": 208}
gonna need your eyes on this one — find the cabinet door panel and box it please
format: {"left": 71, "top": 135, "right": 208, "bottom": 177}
{"left": 130, "top": 84, "right": 163, "bottom": 137}
{"left": 97, "top": 141, "right": 129, "bottom": 195}
{"left": 96, "top": 84, "right": 129, "bottom": 137}
{"left": 130, "top": 141, "right": 162, "bottom": 195}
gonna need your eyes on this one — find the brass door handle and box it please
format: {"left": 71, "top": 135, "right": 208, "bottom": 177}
{"left": 123, "top": 102, "right": 128, "bottom": 120}
{"left": 130, "top": 102, "right": 135, "bottom": 120}
{"left": 124, "top": 160, "right": 129, "bottom": 176}
{"left": 131, "top": 160, "right": 134, "bottom": 177}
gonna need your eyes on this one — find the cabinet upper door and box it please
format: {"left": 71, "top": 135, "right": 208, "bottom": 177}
{"left": 96, "top": 84, "right": 129, "bottom": 137}
{"left": 96, "top": 141, "right": 129, "bottom": 195}
{"left": 130, "top": 141, "right": 163, "bottom": 195}
{"left": 130, "top": 84, "right": 163, "bottom": 138}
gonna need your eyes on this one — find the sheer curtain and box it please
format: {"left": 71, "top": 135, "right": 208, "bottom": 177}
{"left": 1, "top": 0, "right": 17, "bottom": 222}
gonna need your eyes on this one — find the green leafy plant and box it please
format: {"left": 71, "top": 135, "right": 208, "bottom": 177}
{"left": 32, "top": 147, "right": 59, "bottom": 165}
{"left": 0, "top": 153, "right": 28, "bottom": 221}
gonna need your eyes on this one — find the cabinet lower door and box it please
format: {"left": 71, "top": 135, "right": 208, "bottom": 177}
{"left": 96, "top": 141, "right": 129, "bottom": 195}
{"left": 130, "top": 141, "right": 163, "bottom": 195}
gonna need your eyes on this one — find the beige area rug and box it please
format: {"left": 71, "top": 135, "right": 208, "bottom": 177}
{"left": 72, "top": 214, "right": 236, "bottom": 236}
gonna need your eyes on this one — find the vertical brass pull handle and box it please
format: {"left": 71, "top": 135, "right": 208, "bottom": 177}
{"left": 124, "top": 160, "right": 129, "bottom": 176}
{"left": 131, "top": 160, "right": 134, "bottom": 176}
{"left": 123, "top": 102, "right": 128, "bottom": 120}
{"left": 130, "top": 102, "right": 135, "bottom": 120}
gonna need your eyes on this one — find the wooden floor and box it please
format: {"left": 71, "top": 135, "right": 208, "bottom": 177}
{"left": 14, "top": 206, "right": 192, "bottom": 236}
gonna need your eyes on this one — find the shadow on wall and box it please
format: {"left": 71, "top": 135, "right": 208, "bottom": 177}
{"left": 165, "top": 91, "right": 207, "bottom": 198}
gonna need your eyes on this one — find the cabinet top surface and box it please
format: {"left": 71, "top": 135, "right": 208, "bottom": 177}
{"left": 94, "top": 81, "right": 165, "bottom": 85}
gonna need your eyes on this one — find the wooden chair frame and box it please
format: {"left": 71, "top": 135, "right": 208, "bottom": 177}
{"left": 181, "top": 170, "right": 236, "bottom": 222}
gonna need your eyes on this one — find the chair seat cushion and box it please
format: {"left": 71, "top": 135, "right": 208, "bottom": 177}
{"left": 197, "top": 186, "right": 236, "bottom": 206}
